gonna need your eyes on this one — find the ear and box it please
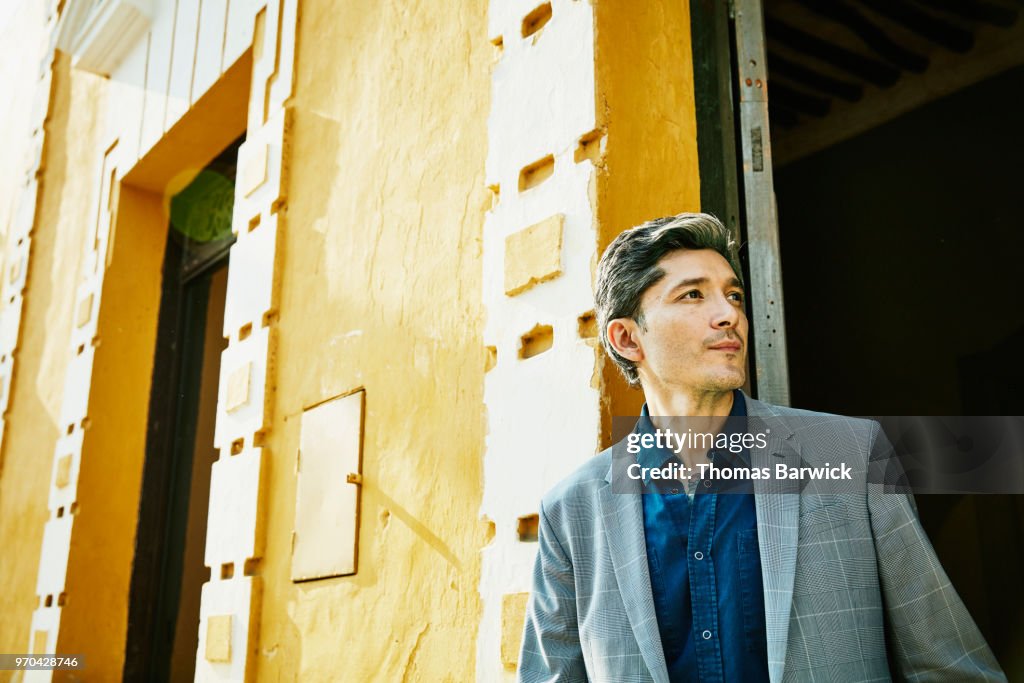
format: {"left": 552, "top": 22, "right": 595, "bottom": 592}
{"left": 607, "top": 318, "right": 644, "bottom": 363}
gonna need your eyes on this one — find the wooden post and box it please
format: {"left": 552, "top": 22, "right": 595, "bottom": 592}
{"left": 734, "top": 0, "right": 791, "bottom": 405}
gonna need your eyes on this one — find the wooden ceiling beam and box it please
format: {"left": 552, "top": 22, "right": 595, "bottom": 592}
{"left": 766, "top": 17, "right": 902, "bottom": 86}
{"left": 770, "top": 81, "right": 832, "bottom": 117}
{"left": 770, "top": 18, "right": 1024, "bottom": 165}
{"left": 913, "top": 0, "right": 1018, "bottom": 28}
{"left": 795, "top": 0, "right": 929, "bottom": 72}
{"left": 768, "top": 51, "right": 864, "bottom": 101}
{"left": 855, "top": 0, "right": 975, "bottom": 52}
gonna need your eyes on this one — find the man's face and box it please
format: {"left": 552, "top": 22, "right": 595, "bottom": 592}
{"left": 630, "top": 249, "right": 748, "bottom": 393}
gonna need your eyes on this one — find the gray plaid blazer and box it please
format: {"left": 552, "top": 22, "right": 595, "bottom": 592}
{"left": 518, "top": 393, "right": 1006, "bottom": 682}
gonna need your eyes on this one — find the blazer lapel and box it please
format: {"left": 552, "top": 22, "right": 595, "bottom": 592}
{"left": 746, "top": 394, "right": 801, "bottom": 683}
{"left": 601, "top": 458, "right": 670, "bottom": 683}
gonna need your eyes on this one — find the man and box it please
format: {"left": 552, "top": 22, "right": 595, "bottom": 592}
{"left": 517, "top": 213, "right": 1005, "bottom": 682}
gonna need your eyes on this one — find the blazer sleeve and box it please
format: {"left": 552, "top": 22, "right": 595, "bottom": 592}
{"left": 866, "top": 421, "right": 1006, "bottom": 681}
{"left": 517, "top": 499, "right": 587, "bottom": 683}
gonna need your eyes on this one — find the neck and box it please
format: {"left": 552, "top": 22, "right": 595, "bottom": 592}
{"left": 643, "top": 385, "right": 736, "bottom": 419}
{"left": 642, "top": 386, "right": 737, "bottom": 468}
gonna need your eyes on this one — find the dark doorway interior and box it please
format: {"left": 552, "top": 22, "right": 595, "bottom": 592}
{"left": 774, "top": 65, "right": 1024, "bottom": 676}
{"left": 123, "top": 137, "right": 241, "bottom": 682}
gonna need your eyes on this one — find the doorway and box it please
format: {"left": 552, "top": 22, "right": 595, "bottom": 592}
{"left": 691, "top": 0, "right": 1024, "bottom": 675}
{"left": 123, "top": 137, "right": 242, "bottom": 681}
{"left": 759, "top": 0, "right": 1024, "bottom": 675}
{"left": 773, "top": 63, "right": 1024, "bottom": 677}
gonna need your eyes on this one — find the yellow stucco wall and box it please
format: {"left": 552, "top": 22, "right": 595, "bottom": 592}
{"left": 0, "top": 48, "right": 105, "bottom": 672}
{"left": 593, "top": 0, "right": 703, "bottom": 444}
{"left": 254, "top": 0, "right": 492, "bottom": 679}
{"left": 0, "top": 0, "right": 706, "bottom": 677}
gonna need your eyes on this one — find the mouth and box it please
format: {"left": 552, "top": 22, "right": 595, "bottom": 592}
{"left": 708, "top": 342, "right": 742, "bottom": 353}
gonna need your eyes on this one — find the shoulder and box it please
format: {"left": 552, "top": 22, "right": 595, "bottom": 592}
{"left": 750, "top": 394, "right": 878, "bottom": 435}
{"left": 538, "top": 448, "right": 612, "bottom": 523}
{"left": 748, "top": 395, "right": 881, "bottom": 459}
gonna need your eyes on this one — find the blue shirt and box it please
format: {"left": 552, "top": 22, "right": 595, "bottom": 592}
{"left": 637, "top": 390, "right": 770, "bottom": 683}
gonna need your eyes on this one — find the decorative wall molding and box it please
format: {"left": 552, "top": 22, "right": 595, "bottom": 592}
{"left": 478, "top": 0, "right": 603, "bottom": 679}
{"left": 0, "top": 2, "right": 60, "bottom": 484}
{"left": 26, "top": 0, "right": 295, "bottom": 679}
{"left": 55, "top": 0, "right": 153, "bottom": 76}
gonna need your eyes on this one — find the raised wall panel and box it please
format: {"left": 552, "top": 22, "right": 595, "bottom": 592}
{"left": 48, "top": 432, "right": 83, "bottom": 510}
{"left": 213, "top": 325, "right": 271, "bottom": 453}
{"left": 195, "top": 575, "right": 260, "bottom": 681}
{"left": 5, "top": 239, "right": 32, "bottom": 296}
{"left": 266, "top": 0, "right": 296, "bottom": 113}
{"left": 0, "top": 355, "right": 14, "bottom": 416}
{"left": 204, "top": 447, "right": 263, "bottom": 568}
{"left": 164, "top": 0, "right": 201, "bottom": 129}
{"left": 222, "top": 213, "right": 277, "bottom": 339}
{"left": 192, "top": 0, "right": 228, "bottom": 104}
{"left": 12, "top": 183, "right": 39, "bottom": 240}
{"left": 223, "top": 0, "right": 262, "bottom": 70}
{"left": 57, "top": 346, "right": 95, "bottom": 432}
{"left": 106, "top": 33, "right": 149, "bottom": 172}
{"left": 34, "top": 516, "right": 73, "bottom": 599}
{"left": 0, "top": 298, "right": 23, "bottom": 355}
{"left": 138, "top": 0, "right": 176, "bottom": 153}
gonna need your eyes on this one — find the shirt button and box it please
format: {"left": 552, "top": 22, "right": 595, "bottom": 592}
{"left": 694, "top": 551, "right": 704, "bottom": 560}
{"left": 671, "top": 488, "right": 679, "bottom": 494}
{"left": 708, "top": 450, "right": 715, "bottom": 460}
{"left": 704, "top": 480, "right": 712, "bottom": 487}
{"left": 702, "top": 630, "right": 712, "bottom": 640}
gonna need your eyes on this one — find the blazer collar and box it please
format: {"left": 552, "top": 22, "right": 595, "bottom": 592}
{"left": 598, "top": 464, "right": 671, "bottom": 683}
{"left": 746, "top": 392, "right": 801, "bottom": 683}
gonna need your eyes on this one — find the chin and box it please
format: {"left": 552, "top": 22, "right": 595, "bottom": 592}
{"left": 705, "top": 368, "right": 746, "bottom": 391}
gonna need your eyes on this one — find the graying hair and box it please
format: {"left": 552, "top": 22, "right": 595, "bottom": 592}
{"left": 594, "top": 212, "right": 743, "bottom": 387}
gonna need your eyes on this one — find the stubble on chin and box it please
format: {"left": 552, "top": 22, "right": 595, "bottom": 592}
{"left": 700, "top": 361, "right": 746, "bottom": 392}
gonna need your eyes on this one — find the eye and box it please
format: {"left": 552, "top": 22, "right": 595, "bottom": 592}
{"left": 678, "top": 290, "right": 702, "bottom": 301}
{"left": 727, "top": 291, "right": 745, "bottom": 303}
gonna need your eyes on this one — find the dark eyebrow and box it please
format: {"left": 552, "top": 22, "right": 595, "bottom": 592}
{"left": 665, "top": 276, "right": 745, "bottom": 297}
{"left": 666, "top": 277, "right": 708, "bottom": 296}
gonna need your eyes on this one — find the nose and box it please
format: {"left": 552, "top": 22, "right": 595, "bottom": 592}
{"left": 711, "top": 293, "right": 740, "bottom": 329}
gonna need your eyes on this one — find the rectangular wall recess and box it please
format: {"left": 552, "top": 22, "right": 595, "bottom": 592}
{"left": 521, "top": 3, "right": 552, "bottom": 38}
{"left": 576, "top": 311, "right": 597, "bottom": 339}
{"left": 518, "top": 155, "right": 554, "bottom": 192}
{"left": 517, "top": 514, "right": 539, "bottom": 542}
{"left": 519, "top": 324, "right": 553, "bottom": 359}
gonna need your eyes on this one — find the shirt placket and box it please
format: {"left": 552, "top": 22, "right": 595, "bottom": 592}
{"left": 689, "top": 490, "right": 723, "bottom": 682}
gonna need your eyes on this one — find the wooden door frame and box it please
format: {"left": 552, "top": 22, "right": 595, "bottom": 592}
{"left": 690, "top": 0, "right": 791, "bottom": 405}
